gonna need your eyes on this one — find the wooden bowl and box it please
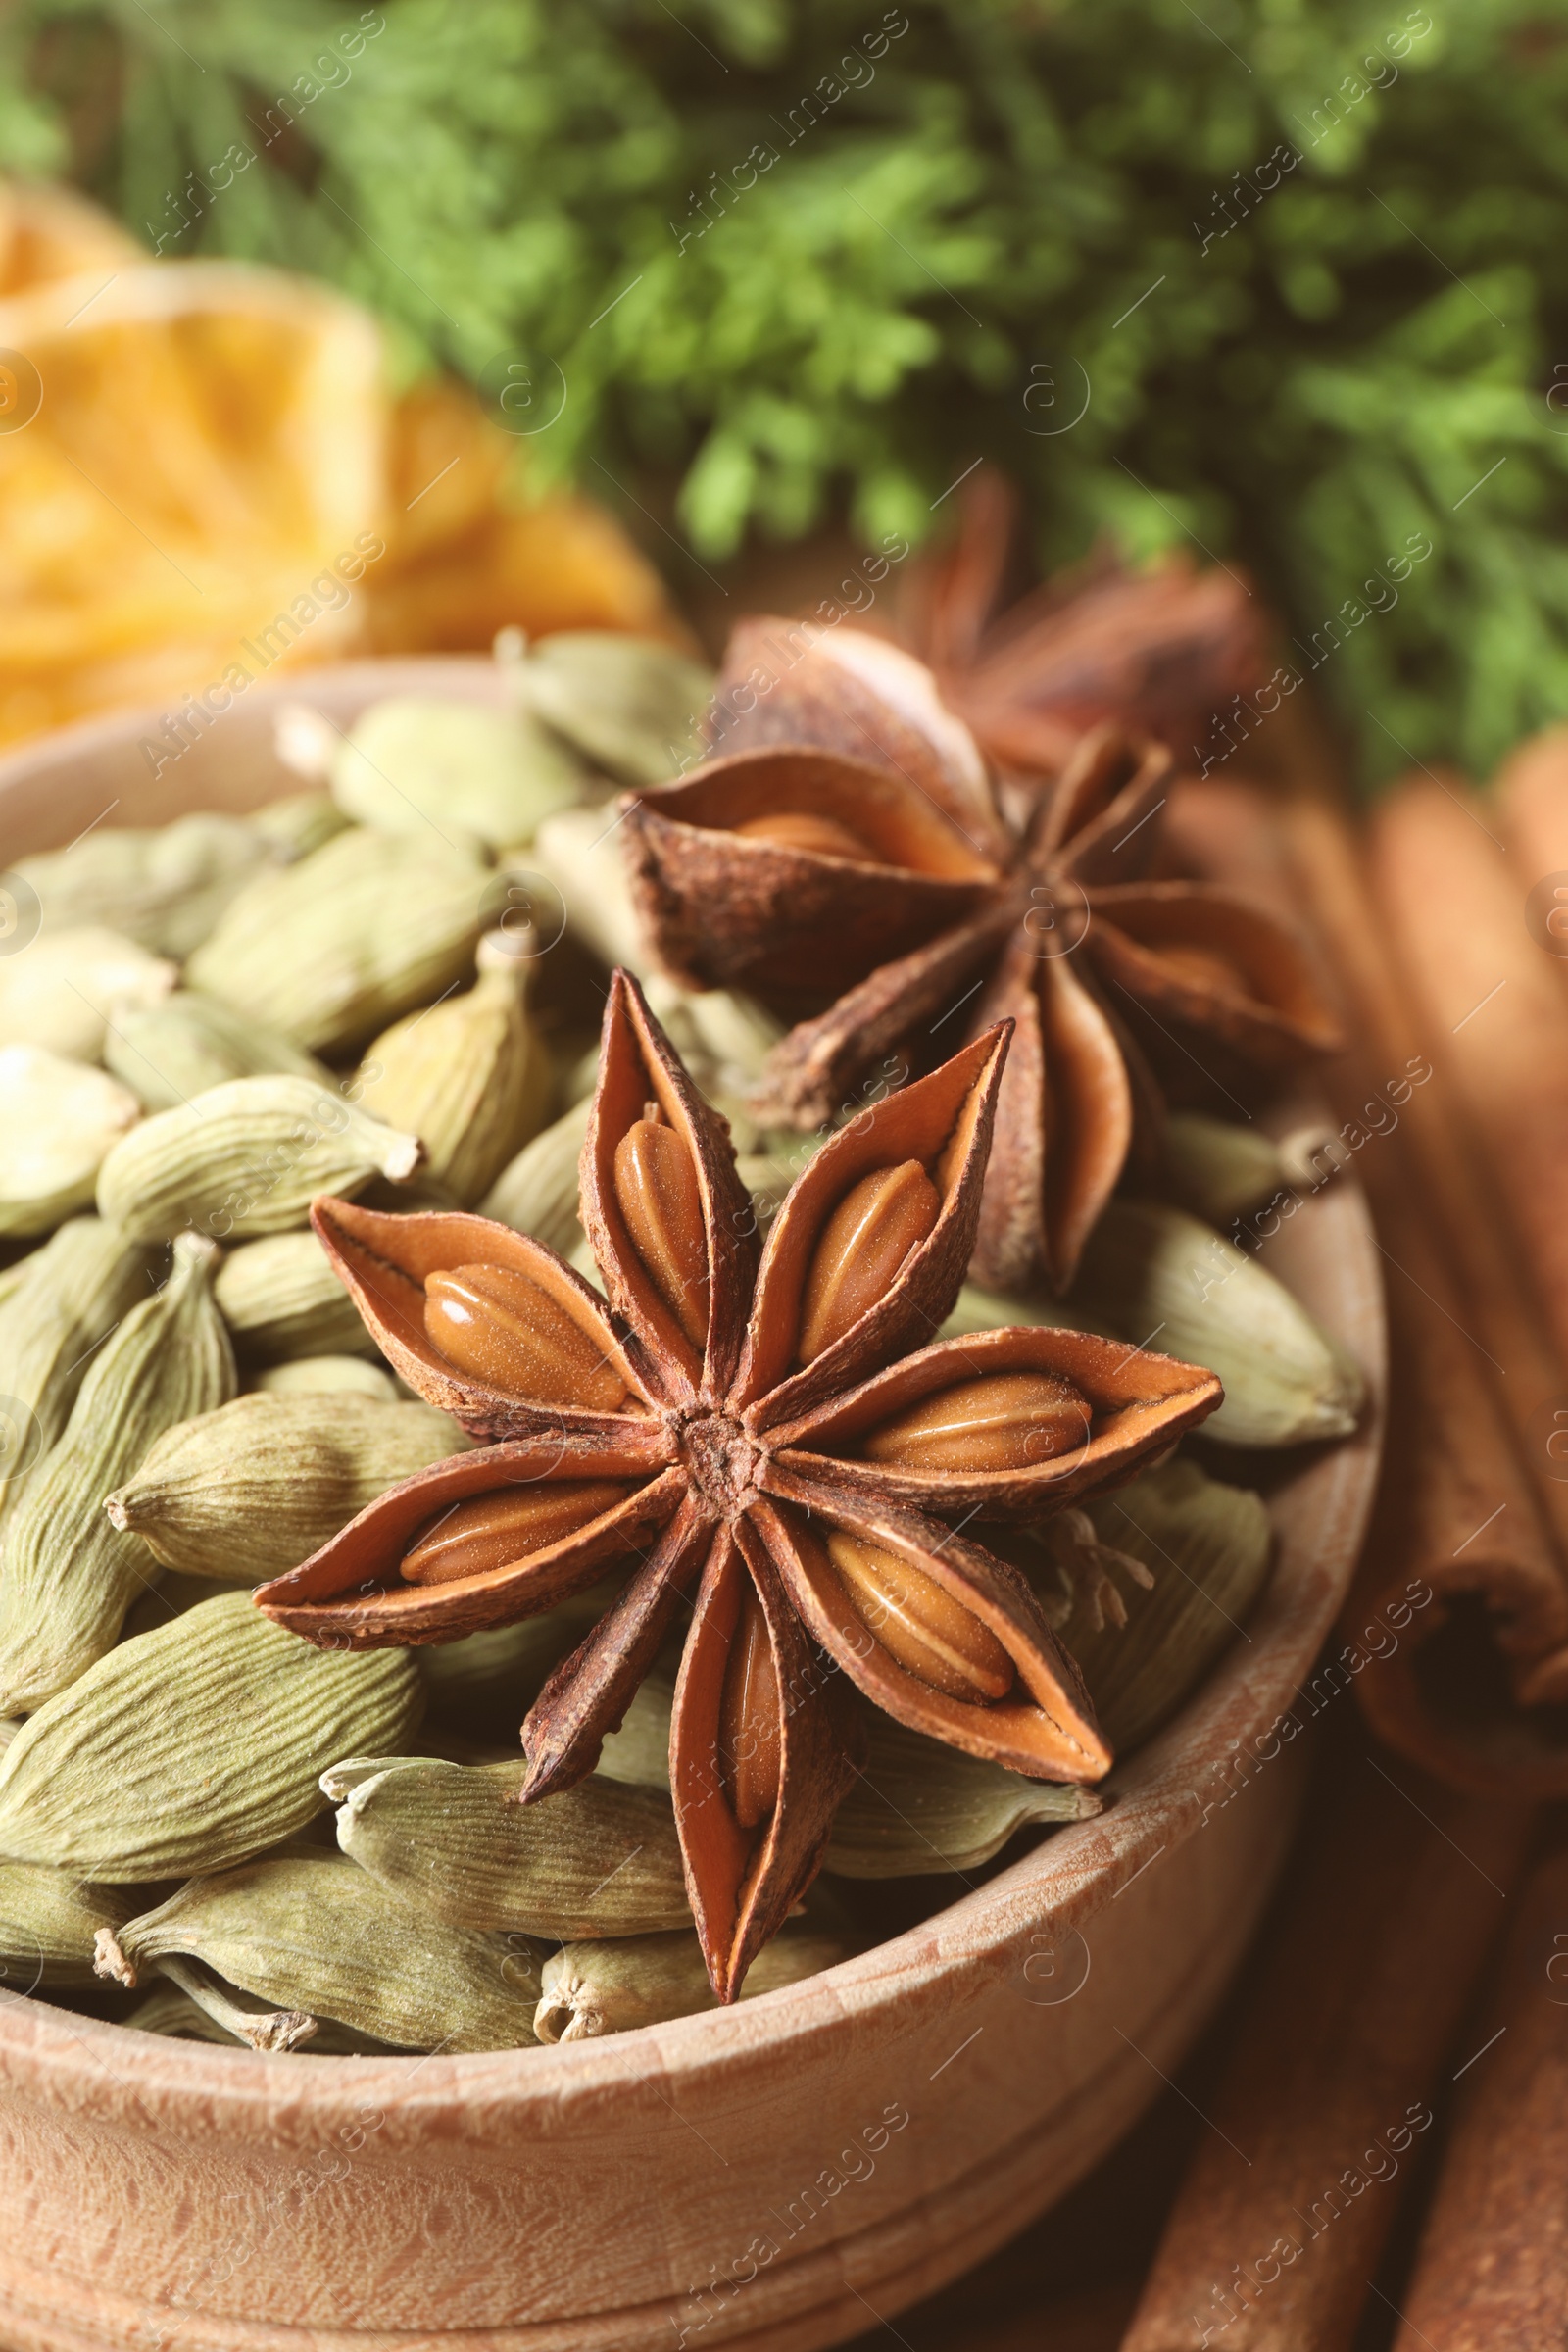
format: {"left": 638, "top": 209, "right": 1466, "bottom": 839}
{"left": 0, "top": 665, "right": 1384, "bottom": 2352}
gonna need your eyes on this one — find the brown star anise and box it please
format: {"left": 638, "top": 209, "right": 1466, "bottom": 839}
{"left": 256, "top": 974, "right": 1220, "bottom": 1999}
{"left": 622, "top": 629, "right": 1342, "bottom": 1295}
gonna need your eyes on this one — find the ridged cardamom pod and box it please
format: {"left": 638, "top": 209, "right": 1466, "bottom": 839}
{"left": 595, "top": 1670, "right": 676, "bottom": 1791}
{"left": 326, "top": 1756, "right": 691, "bottom": 1939}
{"left": 823, "top": 1714, "right": 1101, "bottom": 1881}
{"left": 0, "top": 1217, "right": 153, "bottom": 1538}
{"left": 0, "top": 925, "right": 176, "bottom": 1061}
{"left": 95, "top": 1075, "right": 422, "bottom": 1243}
{"left": 251, "top": 1356, "right": 401, "bottom": 1402}
{"left": 480, "top": 1094, "right": 592, "bottom": 1253}
{"left": 107, "top": 1393, "right": 466, "bottom": 1583}
{"left": 0, "top": 1232, "right": 235, "bottom": 1709}
{"left": 531, "top": 805, "right": 652, "bottom": 975}
{"left": 12, "top": 814, "right": 277, "bottom": 958}
{"left": 1162, "top": 1112, "right": 1340, "bottom": 1227}
{"left": 0, "top": 1590, "right": 422, "bottom": 1878}
{"left": 331, "top": 698, "right": 588, "bottom": 848}
{"left": 105, "top": 990, "right": 330, "bottom": 1114}
{"left": 420, "top": 1571, "right": 627, "bottom": 1740}
{"left": 0, "top": 1862, "right": 128, "bottom": 1989}
{"left": 0, "top": 1046, "right": 142, "bottom": 1238}
{"left": 185, "top": 825, "right": 490, "bottom": 1054}
{"left": 126, "top": 1977, "right": 392, "bottom": 2055}
{"left": 97, "top": 1851, "right": 542, "bottom": 2052}
{"left": 516, "top": 632, "right": 712, "bottom": 788}
{"left": 250, "top": 786, "right": 351, "bottom": 863}
{"left": 214, "top": 1229, "right": 373, "bottom": 1362}
{"left": 1071, "top": 1200, "right": 1364, "bottom": 1446}
{"left": 1066, "top": 1457, "right": 1273, "bottom": 1751}
{"left": 535, "top": 1922, "right": 843, "bottom": 2042}
{"left": 355, "top": 933, "right": 553, "bottom": 1205}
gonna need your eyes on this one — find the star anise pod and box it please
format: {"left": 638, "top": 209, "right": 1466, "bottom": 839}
{"left": 256, "top": 974, "right": 1220, "bottom": 2000}
{"left": 621, "top": 630, "right": 1341, "bottom": 1293}
{"left": 901, "top": 467, "right": 1271, "bottom": 780}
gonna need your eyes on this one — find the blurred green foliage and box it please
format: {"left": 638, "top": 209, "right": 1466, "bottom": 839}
{"left": 6, "top": 0, "right": 1568, "bottom": 780}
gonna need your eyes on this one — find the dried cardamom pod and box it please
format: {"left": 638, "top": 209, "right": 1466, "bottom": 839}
{"left": 186, "top": 825, "right": 489, "bottom": 1054}
{"left": 0, "top": 1046, "right": 141, "bottom": 1237}
{"left": 1162, "top": 1112, "right": 1339, "bottom": 1227}
{"left": 823, "top": 1714, "right": 1100, "bottom": 1879}
{"left": 96, "top": 1075, "right": 421, "bottom": 1243}
{"left": 126, "top": 1975, "right": 392, "bottom": 2055}
{"left": 251, "top": 1356, "right": 402, "bottom": 1402}
{"left": 535, "top": 1921, "right": 843, "bottom": 2042}
{"left": 250, "top": 786, "right": 351, "bottom": 863}
{"left": 420, "top": 1571, "right": 629, "bottom": 1738}
{"left": 105, "top": 991, "right": 330, "bottom": 1114}
{"left": 128, "top": 1955, "right": 318, "bottom": 2052}
{"left": 1071, "top": 1200, "right": 1364, "bottom": 1447}
{"left": 327, "top": 1756, "right": 690, "bottom": 1938}
{"left": 96, "top": 1851, "right": 542, "bottom": 2052}
{"left": 595, "top": 1667, "right": 676, "bottom": 1790}
{"left": 215, "top": 1229, "right": 374, "bottom": 1362}
{"left": 1062, "top": 1457, "right": 1273, "bottom": 1750}
{"left": 355, "top": 934, "right": 554, "bottom": 1206}
{"left": 480, "top": 1094, "right": 592, "bottom": 1253}
{"left": 12, "top": 814, "right": 277, "bottom": 958}
{"left": 0, "top": 1217, "right": 153, "bottom": 1536}
{"left": 0, "top": 1862, "right": 128, "bottom": 1989}
{"left": 939, "top": 1282, "right": 1114, "bottom": 1344}
{"left": 515, "top": 631, "right": 712, "bottom": 787}
{"left": 0, "top": 1590, "right": 422, "bottom": 1878}
{"left": 106, "top": 1394, "right": 466, "bottom": 1584}
{"left": 531, "top": 805, "right": 653, "bottom": 974}
{"left": 331, "top": 697, "right": 588, "bottom": 848}
{"left": 0, "top": 925, "right": 176, "bottom": 1061}
{"left": 0, "top": 1232, "right": 234, "bottom": 1709}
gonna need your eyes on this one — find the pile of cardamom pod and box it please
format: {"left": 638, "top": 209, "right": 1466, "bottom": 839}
{"left": 0, "top": 632, "right": 1362, "bottom": 2056}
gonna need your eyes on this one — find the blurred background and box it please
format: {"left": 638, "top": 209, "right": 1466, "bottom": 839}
{"left": 1, "top": 0, "right": 1563, "bottom": 779}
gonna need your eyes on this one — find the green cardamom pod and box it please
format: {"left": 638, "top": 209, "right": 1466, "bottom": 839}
{"left": 186, "top": 825, "right": 489, "bottom": 1054}
{"left": 823, "top": 1714, "right": 1100, "bottom": 1880}
{"left": 327, "top": 1756, "right": 691, "bottom": 1938}
{"left": 531, "top": 805, "right": 653, "bottom": 975}
{"left": 96, "top": 1850, "right": 542, "bottom": 2052}
{"left": 516, "top": 632, "right": 712, "bottom": 788}
{"left": 1162, "top": 1112, "right": 1340, "bottom": 1227}
{"left": 0, "top": 1232, "right": 234, "bottom": 1709}
{"left": 535, "top": 1922, "right": 842, "bottom": 2042}
{"left": 480, "top": 1093, "right": 591, "bottom": 1252}
{"left": 0, "top": 925, "right": 176, "bottom": 1061}
{"left": 214, "top": 1229, "right": 373, "bottom": 1362}
{"left": 105, "top": 991, "right": 330, "bottom": 1114}
{"left": 939, "top": 1281, "right": 1114, "bottom": 1345}
{"left": 251, "top": 1356, "right": 401, "bottom": 1402}
{"left": 0, "top": 1589, "right": 421, "bottom": 1878}
{"left": 1068, "top": 1457, "right": 1274, "bottom": 1751}
{"left": 250, "top": 786, "right": 351, "bottom": 863}
{"left": 0, "top": 1861, "right": 128, "bottom": 1989}
{"left": 421, "top": 1570, "right": 627, "bottom": 1739}
{"left": 0, "top": 1216, "right": 153, "bottom": 1539}
{"left": 107, "top": 1393, "right": 466, "bottom": 1584}
{"left": 1070, "top": 1200, "right": 1364, "bottom": 1446}
{"left": 96, "top": 1074, "right": 421, "bottom": 1243}
{"left": 0, "top": 1046, "right": 142, "bottom": 1238}
{"left": 12, "top": 813, "right": 277, "bottom": 957}
{"left": 595, "top": 1669, "right": 676, "bottom": 1791}
{"left": 126, "top": 1974, "right": 392, "bottom": 2055}
{"left": 331, "top": 698, "right": 587, "bottom": 848}
{"left": 355, "top": 933, "right": 553, "bottom": 1205}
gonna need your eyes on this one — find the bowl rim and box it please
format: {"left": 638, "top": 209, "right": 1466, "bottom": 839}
{"left": 0, "top": 661, "right": 1386, "bottom": 2116}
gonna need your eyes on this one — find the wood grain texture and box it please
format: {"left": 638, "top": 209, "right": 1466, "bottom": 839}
{"left": 0, "top": 694, "right": 1383, "bottom": 2351}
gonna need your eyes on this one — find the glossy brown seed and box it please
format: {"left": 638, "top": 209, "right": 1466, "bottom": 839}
{"left": 717, "top": 1583, "right": 782, "bottom": 1829}
{"left": 613, "top": 1117, "right": 710, "bottom": 1350}
{"left": 401, "top": 1483, "right": 635, "bottom": 1586}
{"left": 861, "top": 1372, "right": 1091, "bottom": 1473}
{"left": 826, "top": 1532, "right": 1014, "bottom": 1703}
{"left": 797, "top": 1161, "right": 941, "bottom": 1364}
{"left": 732, "top": 811, "right": 882, "bottom": 864}
{"left": 424, "top": 1262, "right": 629, "bottom": 1411}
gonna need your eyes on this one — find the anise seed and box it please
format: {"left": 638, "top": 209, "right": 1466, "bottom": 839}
{"left": 797, "top": 1160, "right": 941, "bottom": 1364}
{"left": 402, "top": 1483, "right": 632, "bottom": 1585}
{"left": 717, "top": 1583, "right": 782, "bottom": 1829}
{"left": 861, "top": 1372, "right": 1091, "bottom": 1473}
{"left": 613, "top": 1117, "right": 710, "bottom": 1350}
{"left": 733, "top": 811, "right": 882, "bottom": 863}
{"left": 826, "top": 1532, "right": 1014, "bottom": 1703}
{"left": 424, "top": 1262, "right": 629, "bottom": 1410}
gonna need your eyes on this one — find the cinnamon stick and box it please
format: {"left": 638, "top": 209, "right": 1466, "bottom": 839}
{"left": 1117, "top": 1743, "right": 1533, "bottom": 2352}
{"left": 1168, "top": 780, "right": 1568, "bottom": 1788}
{"left": 1387, "top": 1845, "right": 1568, "bottom": 2350}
